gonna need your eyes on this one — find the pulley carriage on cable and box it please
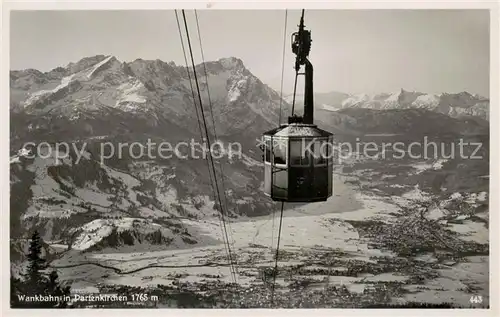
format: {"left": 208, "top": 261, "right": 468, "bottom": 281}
{"left": 262, "top": 11, "right": 334, "bottom": 203}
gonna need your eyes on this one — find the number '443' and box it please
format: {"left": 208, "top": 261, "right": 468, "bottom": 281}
{"left": 470, "top": 295, "right": 483, "bottom": 304}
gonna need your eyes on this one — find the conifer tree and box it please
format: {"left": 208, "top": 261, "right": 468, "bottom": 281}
{"left": 23, "top": 230, "right": 47, "bottom": 296}
{"left": 11, "top": 231, "right": 72, "bottom": 308}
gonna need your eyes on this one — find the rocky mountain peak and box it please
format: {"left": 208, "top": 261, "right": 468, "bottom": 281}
{"left": 218, "top": 57, "right": 245, "bottom": 70}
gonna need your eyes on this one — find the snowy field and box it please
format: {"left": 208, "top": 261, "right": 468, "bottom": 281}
{"left": 50, "top": 175, "right": 489, "bottom": 307}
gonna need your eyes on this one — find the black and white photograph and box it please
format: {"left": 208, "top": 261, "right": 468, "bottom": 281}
{"left": 5, "top": 2, "right": 498, "bottom": 311}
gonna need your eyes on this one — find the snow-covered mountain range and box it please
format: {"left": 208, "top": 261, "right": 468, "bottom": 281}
{"left": 10, "top": 55, "right": 282, "bottom": 251}
{"left": 11, "top": 55, "right": 281, "bottom": 136}
{"left": 286, "top": 89, "right": 489, "bottom": 121}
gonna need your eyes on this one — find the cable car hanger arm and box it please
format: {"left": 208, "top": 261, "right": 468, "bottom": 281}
{"left": 291, "top": 10, "right": 311, "bottom": 71}
{"left": 290, "top": 9, "right": 314, "bottom": 125}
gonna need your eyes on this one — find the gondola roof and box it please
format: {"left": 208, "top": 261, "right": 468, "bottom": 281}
{"left": 263, "top": 123, "right": 333, "bottom": 138}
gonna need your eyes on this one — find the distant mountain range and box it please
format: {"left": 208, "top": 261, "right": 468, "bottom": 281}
{"left": 285, "top": 89, "right": 489, "bottom": 121}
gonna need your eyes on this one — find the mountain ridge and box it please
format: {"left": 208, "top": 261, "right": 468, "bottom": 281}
{"left": 286, "top": 88, "right": 489, "bottom": 121}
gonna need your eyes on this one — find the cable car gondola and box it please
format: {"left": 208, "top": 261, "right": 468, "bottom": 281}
{"left": 262, "top": 11, "right": 334, "bottom": 203}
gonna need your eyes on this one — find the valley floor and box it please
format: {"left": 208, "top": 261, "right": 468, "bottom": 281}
{"left": 49, "top": 175, "right": 490, "bottom": 308}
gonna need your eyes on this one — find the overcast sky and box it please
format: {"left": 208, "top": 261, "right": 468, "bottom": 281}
{"left": 11, "top": 9, "right": 490, "bottom": 96}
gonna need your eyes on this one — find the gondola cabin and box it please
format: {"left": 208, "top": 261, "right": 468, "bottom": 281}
{"left": 263, "top": 121, "right": 334, "bottom": 202}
